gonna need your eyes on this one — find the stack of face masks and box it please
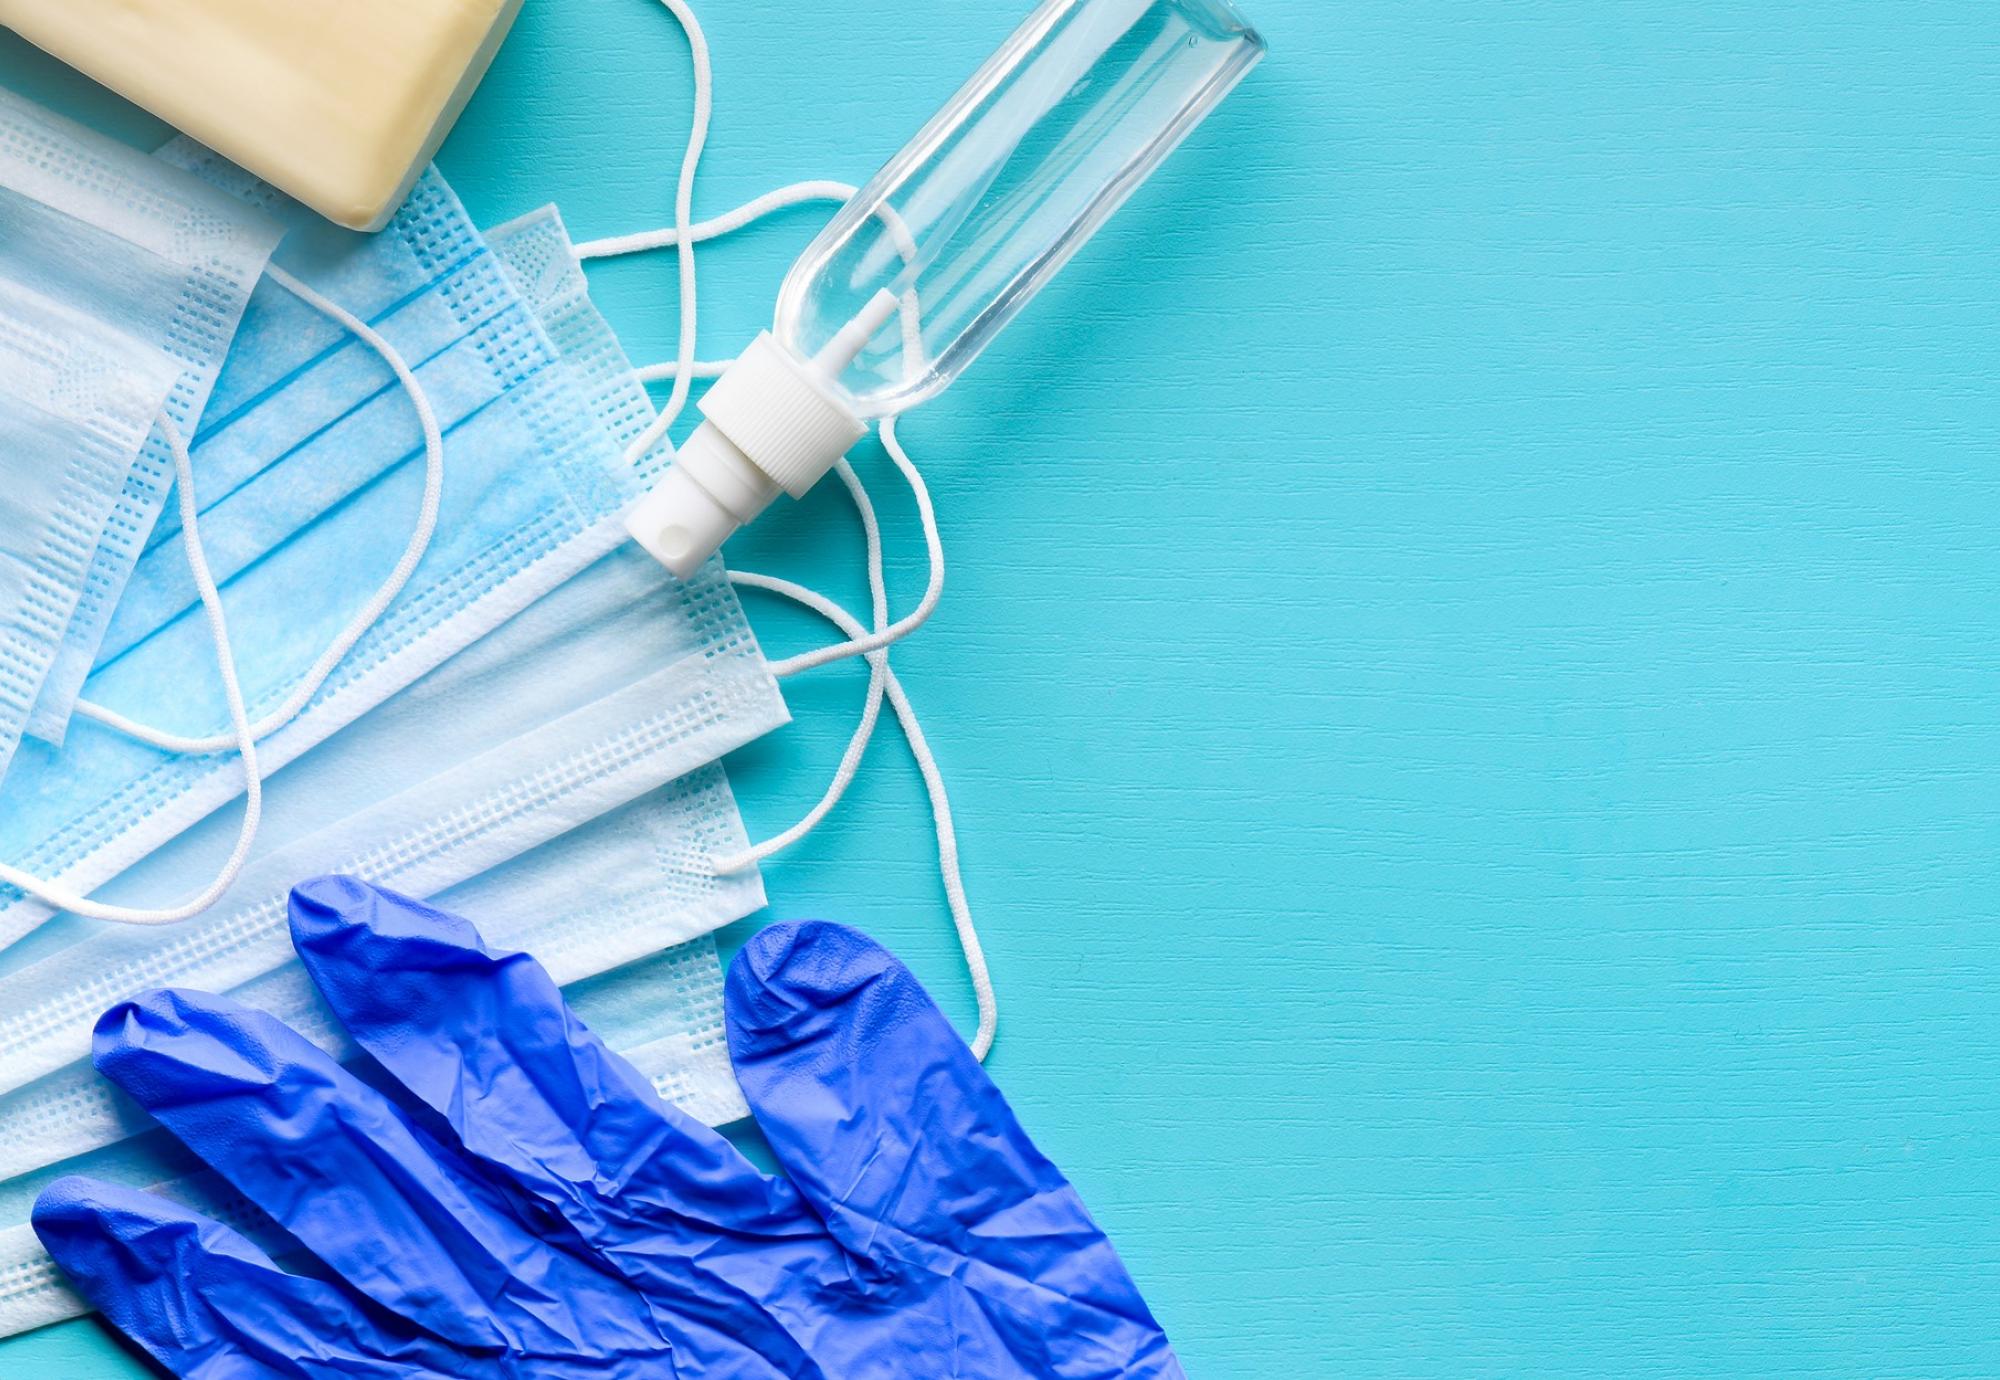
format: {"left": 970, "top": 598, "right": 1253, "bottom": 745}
{"left": 0, "top": 99, "right": 792, "bottom": 1335}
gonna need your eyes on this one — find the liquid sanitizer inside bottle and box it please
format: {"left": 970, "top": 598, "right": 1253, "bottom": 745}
{"left": 626, "top": 0, "right": 1266, "bottom": 577}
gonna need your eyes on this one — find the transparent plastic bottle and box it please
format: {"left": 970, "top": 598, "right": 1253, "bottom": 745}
{"left": 626, "top": 0, "right": 1266, "bottom": 577}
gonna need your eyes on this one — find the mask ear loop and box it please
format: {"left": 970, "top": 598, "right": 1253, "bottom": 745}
{"left": 69, "top": 264, "right": 445, "bottom": 756}
{"left": 0, "top": 412, "right": 262, "bottom": 923}
{"left": 704, "top": 420, "right": 935, "bottom": 859}
{"left": 763, "top": 418, "right": 939, "bottom": 674}
{"left": 603, "top": 0, "right": 715, "bottom": 464}
{"left": 575, "top": 179, "right": 861, "bottom": 264}
{"left": 712, "top": 455, "right": 890, "bottom": 872}
{"left": 730, "top": 553, "right": 998, "bottom": 1060}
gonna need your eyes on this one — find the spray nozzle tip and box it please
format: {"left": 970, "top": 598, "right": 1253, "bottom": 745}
{"left": 625, "top": 464, "right": 739, "bottom": 579}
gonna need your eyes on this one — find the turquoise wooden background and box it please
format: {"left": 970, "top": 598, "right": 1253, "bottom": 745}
{"left": 4, "top": 1, "right": 1999, "bottom": 1374}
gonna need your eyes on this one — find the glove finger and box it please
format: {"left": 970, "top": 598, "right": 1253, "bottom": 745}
{"left": 727, "top": 922, "right": 1184, "bottom": 1377}
{"left": 33, "top": 1175, "right": 462, "bottom": 1379}
{"left": 90, "top": 986, "right": 667, "bottom": 1363}
{"left": 289, "top": 875, "right": 813, "bottom": 1246}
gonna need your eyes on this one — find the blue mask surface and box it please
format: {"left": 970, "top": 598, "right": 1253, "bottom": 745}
{"left": 0, "top": 157, "right": 647, "bottom": 946}
{"left": 99, "top": 145, "right": 611, "bottom": 663}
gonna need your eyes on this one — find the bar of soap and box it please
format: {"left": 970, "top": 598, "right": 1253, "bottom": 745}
{"left": 0, "top": 0, "right": 523, "bottom": 230}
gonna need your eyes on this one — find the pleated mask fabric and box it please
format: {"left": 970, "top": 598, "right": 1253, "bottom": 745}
{"left": 0, "top": 284, "right": 177, "bottom": 779}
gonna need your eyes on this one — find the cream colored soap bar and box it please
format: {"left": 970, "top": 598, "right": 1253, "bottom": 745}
{"left": 0, "top": 0, "right": 523, "bottom": 230}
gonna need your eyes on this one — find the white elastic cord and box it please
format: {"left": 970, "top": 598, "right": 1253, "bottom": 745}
{"left": 727, "top": 566, "right": 996, "bottom": 1060}
{"left": 574, "top": 179, "right": 861, "bottom": 260}
{"left": 72, "top": 263, "right": 445, "bottom": 755}
{"left": 0, "top": 414, "right": 261, "bottom": 923}
{"left": 720, "top": 432, "right": 994, "bottom": 1057}
{"left": 579, "top": 179, "right": 928, "bottom": 394}
{"left": 710, "top": 458, "right": 889, "bottom": 875}
{"left": 712, "top": 424, "right": 939, "bottom": 867}
{"left": 635, "top": 358, "right": 733, "bottom": 383}
{"left": 579, "top": 182, "right": 863, "bottom": 386}
{"left": 614, "top": 0, "right": 715, "bottom": 466}
{"left": 767, "top": 416, "right": 941, "bottom": 675}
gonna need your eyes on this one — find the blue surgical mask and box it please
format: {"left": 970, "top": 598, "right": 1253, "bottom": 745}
{"left": 99, "top": 140, "right": 617, "bottom": 664}
{"left": 0, "top": 89, "right": 280, "bottom": 761}
{"left": 0, "top": 157, "right": 656, "bottom": 946}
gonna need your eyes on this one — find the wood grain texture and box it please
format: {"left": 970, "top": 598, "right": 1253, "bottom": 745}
{"left": 3, "top": 1, "right": 1998, "bottom": 1374}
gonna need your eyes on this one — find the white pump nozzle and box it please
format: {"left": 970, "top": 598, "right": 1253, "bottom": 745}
{"left": 624, "top": 290, "right": 898, "bottom": 578}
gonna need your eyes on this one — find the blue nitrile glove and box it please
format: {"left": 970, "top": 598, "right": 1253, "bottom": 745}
{"left": 33, "top": 876, "right": 1183, "bottom": 1379}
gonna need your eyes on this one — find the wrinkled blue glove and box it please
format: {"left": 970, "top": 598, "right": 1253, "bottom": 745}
{"left": 33, "top": 877, "right": 1182, "bottom": 1378}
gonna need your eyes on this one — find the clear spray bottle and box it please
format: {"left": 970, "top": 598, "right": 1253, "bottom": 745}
{"left": 625, "top": 0, "right": 1267, "bottom": 577}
